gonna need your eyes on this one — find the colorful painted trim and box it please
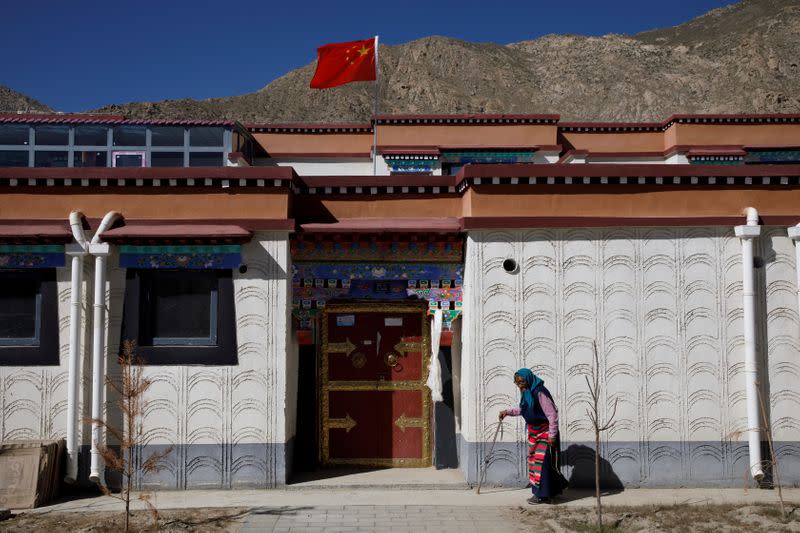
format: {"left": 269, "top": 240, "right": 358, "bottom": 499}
{"left": 291, "top": 239, "right": 463, "bottom": 263}
{"left": 291, "top": 262, "right": 464, "bottom": 330}
{"left": 744, "top": 150, "right": 800, "bottom": 164}
{"left": 440, "top": 151, "right": 536, "bottom": 164}
{"left": 0, "top": 245, "right": 65, "bottom": 268}
{"left": 119, "top": 245, "right": 241, "bottom": 270}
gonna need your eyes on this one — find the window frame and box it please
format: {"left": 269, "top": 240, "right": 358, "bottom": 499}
{"left": 0, "top": 269, "right": 59, "bottom": 366}
{"left": 121, "top": 269, "right": 237, "bottom": 365}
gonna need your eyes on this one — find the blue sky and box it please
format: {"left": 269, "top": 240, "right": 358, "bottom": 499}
{"left": 3, "top": 0, "right": 736, "bottom": 112}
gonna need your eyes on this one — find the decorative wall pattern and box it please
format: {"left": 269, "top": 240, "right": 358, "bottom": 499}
{"left": 464, "top": 227, "right": 800, "bottom": 486}
{"left": 0, "top": 233, "right": 291, "bottom": 489}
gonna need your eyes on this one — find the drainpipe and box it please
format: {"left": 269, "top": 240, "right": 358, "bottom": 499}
{"left": 787, "top": 224, "right": 800, "bottom": 325}
{"left": 88, "top": 211, "right": 121, "bottom": 483}
{"left": 733, "top": 207, "right": 764, "bottom": 482}
{"left": 65, "top": 212, "right": 88, "bottom": 483}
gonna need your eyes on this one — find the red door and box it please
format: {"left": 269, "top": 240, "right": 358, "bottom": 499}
{"left": 321, "top": 302, "right": 430, "bottom": 467}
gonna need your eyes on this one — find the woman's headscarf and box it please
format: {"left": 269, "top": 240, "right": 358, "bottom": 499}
{"left": 515, "top": 368, "right": 544, "bottom": 413}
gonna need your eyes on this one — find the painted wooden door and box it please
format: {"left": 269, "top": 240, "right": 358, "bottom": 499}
{"left": 321, "top": 302, "right": 430, "bottom": 467}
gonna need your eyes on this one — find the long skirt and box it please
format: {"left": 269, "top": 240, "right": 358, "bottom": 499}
{"left": 527, "top": 422, "right": 562, "bottom": 499}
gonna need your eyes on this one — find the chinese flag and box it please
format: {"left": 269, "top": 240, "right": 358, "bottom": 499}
{"left": 310, "top": 38, "right": 376, "bottom": 89}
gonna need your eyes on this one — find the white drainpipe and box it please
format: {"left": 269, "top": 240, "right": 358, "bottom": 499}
{"left": 734, "top": 207, "right": 764, "bottom": 481}
{"left": 65, "top": 211, "right": 88, "bottom": 483}
{"left": 787, "top": 224, "right": 800, "bottom": 322}
{"left": 88, "top": 212, "right": 121, "bottom": 483}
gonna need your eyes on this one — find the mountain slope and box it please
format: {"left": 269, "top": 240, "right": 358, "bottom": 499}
{"left": 0, "top": 85, "right": 53, "bottom": 114}
{"left": 38, "top": 0, "right": 800, "bottom": 122}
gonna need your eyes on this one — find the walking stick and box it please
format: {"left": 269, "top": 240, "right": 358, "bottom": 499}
{"left": 476, "top": 421, "right": 503, "bottom": 494}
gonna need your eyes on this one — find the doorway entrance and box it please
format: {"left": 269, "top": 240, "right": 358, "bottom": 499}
{"left": 320, "top": 302, "right": 431, "bottom": 467}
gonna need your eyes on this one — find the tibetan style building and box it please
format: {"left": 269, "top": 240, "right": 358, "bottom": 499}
{"left": 1, "top": 112, "right": 799, "bottom": 489}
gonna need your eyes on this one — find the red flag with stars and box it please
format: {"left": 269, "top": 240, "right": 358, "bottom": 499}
{"left": 310, "top": 37, "right": 376, "bottom": 89}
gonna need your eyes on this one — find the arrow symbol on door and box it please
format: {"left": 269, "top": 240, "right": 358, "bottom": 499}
{"left": 394, "top": 413, "right": 425, "bottom": 432}
{"left": 328, "top": 338, "right": 357, "bottom": 357}
{"left": 393, "top": 341, "right": 422, "bottom": 356}
{"left": 328, "top": 413, "right": 357, "bottom": 433}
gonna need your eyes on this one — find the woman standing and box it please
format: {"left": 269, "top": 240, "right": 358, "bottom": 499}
{"left": 499, "top": 368, "right": 564, "bottom": 504}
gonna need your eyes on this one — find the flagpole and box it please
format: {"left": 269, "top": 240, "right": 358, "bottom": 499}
{"left": 373, "top": 35, "right": 379, "bottom": 176}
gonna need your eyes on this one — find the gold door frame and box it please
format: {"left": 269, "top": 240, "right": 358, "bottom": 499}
{"left": 320, "top": 302, "right": 432, "bottom": 467}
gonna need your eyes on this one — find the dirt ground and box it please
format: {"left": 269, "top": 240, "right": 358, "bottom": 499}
{"left": 518, "top": 502, "right": 800, "bottom": 532}
{"left": 0, "top": 508, "right": 248, "bottom": 533}
{"left": 1, "top": 503, "right": 798, "bottom": 532}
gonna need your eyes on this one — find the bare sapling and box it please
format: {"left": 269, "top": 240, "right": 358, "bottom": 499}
{"left": 755, "top": 380, "right": 786, "bottom": 520}
{"left": 585, "top": 340, "right": 618, "bottom": 528}
{"left": 88, "top": 340, "right": 173, "bottom": 532}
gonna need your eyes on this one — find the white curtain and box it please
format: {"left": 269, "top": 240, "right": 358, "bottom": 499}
{"left": 426, "top": 309, "right": 444, "bottom": 402}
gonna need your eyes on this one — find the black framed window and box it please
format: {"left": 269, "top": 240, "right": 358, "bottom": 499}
{"left": 121, "top": 269, "right": 237, "bottom": 365}
{"left": 34, "top": 150, "right": 69, "bottom": 167}
{"left": 151, "top": 152, "right": 184, "bottom": 167}
{"left": 151, "top": 126, "right": 184, "bottom": 146}
{"left": 189, "top": 127, "right": 223, "bottom": 147}
{"left": 0, "top": 269, "right": 59, "bottom": 365}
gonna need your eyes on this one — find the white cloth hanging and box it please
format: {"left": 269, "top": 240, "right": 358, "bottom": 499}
{"left": 426, "top": 309, "right": 444, "bottom": 402}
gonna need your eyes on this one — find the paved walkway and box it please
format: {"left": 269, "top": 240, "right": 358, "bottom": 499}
{"left": 21, "top": 486, "right": 800, "bottom": 532}
{"left": 237, "top": 505, "right": 520, "bottom": 533}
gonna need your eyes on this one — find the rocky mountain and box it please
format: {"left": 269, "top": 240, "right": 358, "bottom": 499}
{"left": 0, "top": 85, "right": 53, "bottom": 114}
{"left": 4, "top": 0, "right": 799, "bottom": 122}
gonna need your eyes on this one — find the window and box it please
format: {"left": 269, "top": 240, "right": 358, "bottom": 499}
{"left": 0, "top": 270, "right": 58, "bottom": 365}
{"left": 112, "top": 151, "right": 145, "bottom": 167}
{"left": 151, "top": 126, "right": 184, "bottom": 146}
{"left": 34, "top": 125, "right": 69, "bottom": 145}
{"left": 121, "top": 269, "right": 237, "bottom": 364}
{"left": 0, "top": 151, "right": 29, "bottom": 167}
{"left": 0, "top": 124, "right": 30, "bottom": 145}
{"left": 189, "top": 127, "right": 223, "bottom": 147}
{"left": 189, "top": 152, "right": 223, "bottom": 167}
{"left": 151, "top": 152, "right": 184, "bottom": 167}
{"left": 74, "top": 125, "right": 109, "bottom": 146}
{"left": 34, "top": 151, "right": 69, "bottom": 167}
{"left": 113, "top": 125, "right": 146, "bottom": 146}
{"left": 74, "top": 150, "right": 108, "bottom": 167}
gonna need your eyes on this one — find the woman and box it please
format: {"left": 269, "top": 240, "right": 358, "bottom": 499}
{"left": 499, "top": 368, "right": 564, "bottom": 504}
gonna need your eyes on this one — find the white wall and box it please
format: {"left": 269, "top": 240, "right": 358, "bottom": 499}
{"left": 0, "top": 233, "right": 293, "bottom": 489}
{"left": 462, "top": 227, "right": 800, "bottom": 486}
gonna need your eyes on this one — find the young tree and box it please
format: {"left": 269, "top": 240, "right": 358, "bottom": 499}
{"left": 755, "top": 381, "right": 786, "bottom": 520}
{"left": 89, "top": 340, "right": 173, "bottom": 532}
{"left": 585, "top": 341, "right": 618, "bottom": 528}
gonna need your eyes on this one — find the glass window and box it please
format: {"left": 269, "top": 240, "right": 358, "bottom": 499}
{"left": 113, "top": 125, "right": 146, "bottom": 146}
{"left": 0, "top": 124, "right": 30, "bottom": 145}
{"left": 34, "top": 151, "right": 69, "bottom": 167}
{"left": 190, "top": 127, "right": 224, "bottom": 147}
{"left": 0, "top": 275, "right": 40, "bottom": 345}
{"left": 73, "top": 151, "right": 108, "bottom": 167}
{"left": 121, "top": 269, "right": 237, "bottom": 365}
{"left": 144, "top": 271, "right": 217, "bottom": 344}
{"left": 0, "top": 151, "right": 30, "bottom": 167}
{"left": 151, "top": 152, "right": 184, "bottom": 167}
{"left": 34, "top": 125, "right": 69, "bottom": 146}
{"left": 74, "top": 125, "right": 109, "bottom": 146}
{"left": 151, "top": 126, "right": 184, "bottom": 146}
{"left": 112, "top": 151, "right": 144, "bottom": 167}
{"left": 189, "top": 152, "right": 223, "bottom": 167}
{"left": 0, "top": 269, "right": 58, "bottom": 365}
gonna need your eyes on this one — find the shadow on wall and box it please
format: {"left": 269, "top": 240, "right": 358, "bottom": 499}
{"left": 562, "top": 444, "right": 624, "bottom": 491}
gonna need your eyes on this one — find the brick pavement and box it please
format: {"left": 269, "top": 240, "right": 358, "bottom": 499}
{"left": 236, "top": 505, "right": 521, "bottom": 532}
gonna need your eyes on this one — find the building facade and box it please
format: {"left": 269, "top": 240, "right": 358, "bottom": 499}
{"left": 1, "top": 112, "right": 799, "bottom": 489}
